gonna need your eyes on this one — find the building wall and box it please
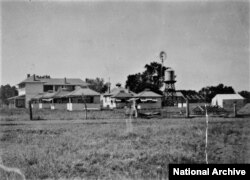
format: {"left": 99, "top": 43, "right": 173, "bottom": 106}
{"left": 102, "top": 96, "right": 116, "bottom": 109}
{"left": 115, "top": 102, "right": 129, "bottom": 109}
{"left": 138, "top": 98, "right": 162, "bottom": 109}
{"left": 69, "top": 103, "right": 100, "bottom": 110}
{"left": 16, "top": 99, "right": 25, "bottom": 108}
{"left": 18, "top": 88, "right": 26, "bottom": 96}
{"left": 212, "top": 96, "right": 245, "bottom": 111}
{"left": 212, "top": 97, "right": 223, "bottom": 107}
{"left": 54, "top": 103, "right": 67, "bottom": 110}
{"left": 222, "top": 99, "right": 245, "bottom": 111}
{"left": 93, "top": 96, "right": 100, "bottom": 104}
{"left": 25, "top": 83, "right": 44, "bottom": 108}
{"left": 71, "top": 96, "right": 100, "bottom": 104}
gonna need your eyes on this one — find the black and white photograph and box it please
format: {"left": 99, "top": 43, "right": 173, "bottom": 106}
{"left": 0, "top": 0, "right": 250, "bottom": 179}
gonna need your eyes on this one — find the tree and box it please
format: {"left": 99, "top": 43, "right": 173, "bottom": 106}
{"left": 125, "top": 62, "right": 168, "bottom": 94}
{"left": 85, "top": 78, "right": 109, "bottom": 93}
{"left": 239, "top": 91, "right": 250, "bottom": 103}
{"left": 198, "top": 84, "right": 235, "bottom": 102}
{"left": 0, "top": 84, "right": 18, "bottom": 105}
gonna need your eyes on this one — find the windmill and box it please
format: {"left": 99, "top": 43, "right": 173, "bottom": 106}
{"left": 159, "top": 51, "right": 177, "bottom": 106}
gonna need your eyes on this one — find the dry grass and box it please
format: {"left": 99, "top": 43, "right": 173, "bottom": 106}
{"left": 0, "top": 109, "right": 249, "bottom": 180}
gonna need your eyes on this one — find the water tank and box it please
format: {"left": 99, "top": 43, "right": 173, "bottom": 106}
{"left": 165, "top": 69, "right": 175, "bottom": 82}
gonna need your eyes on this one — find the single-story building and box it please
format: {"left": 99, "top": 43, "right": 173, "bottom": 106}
{"left": 136, "top": 89, "right": 162, "bottom": 110}
{"left": 65, "top": 87, "right": 101, "bottom": 111}
{"left": 102, "top": 84, "right": 136, "bottom": 109}
{"left": 212, "top": 94, "right": 245, "bottom": 111}
{"left": 31, "top": 87, "right": 100, "bottom": 111}
{"left": 176, "top": 91, "right": 186, "bottom": 108}
{"left": 8, "top": 95, "right": 26, "bottom": 108}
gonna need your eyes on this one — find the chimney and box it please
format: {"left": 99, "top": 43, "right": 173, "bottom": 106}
{"left": 116, "top": 83, "right": 121, "bottom": 88}
{"left": 64, "top": 77, "right": 67, "bottom": 84}
{"left": 27, "top": 74, "right": 30, "bottom": 78}
{"left": 33, "top": 74, "right": 36, "bottom": 81}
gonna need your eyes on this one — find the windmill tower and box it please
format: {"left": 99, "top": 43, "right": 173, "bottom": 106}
{"left": 159, "top": 51, "right": 177, "bottom": 106}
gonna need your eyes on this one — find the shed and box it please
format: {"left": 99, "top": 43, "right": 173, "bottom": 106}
{"left": 212, "top": 94, "right": 245, "bottom": 111}
{"left": 136, "top": 89, "right": 162, "bottom": 109}
{"left": 102, "top": 85, "right": 136, "bottom": 109}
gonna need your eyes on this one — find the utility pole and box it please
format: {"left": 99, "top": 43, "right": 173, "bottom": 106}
{"left": 159, "top": 51, "right": 166, "bottom": 85}
{"left": 160, "top": 51, "right": 166, "bottom": 117}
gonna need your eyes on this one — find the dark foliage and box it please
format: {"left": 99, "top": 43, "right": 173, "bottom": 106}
{"left": 239, "top": 91, "right": 250, "bottom": 103}
{"left": 125, "top": 62, "right": 168, "bottom": 94}
{"left": 85, "top": 78, "right": 109, "bottom": 93}
{"left": 0, "top": 84, "right": 18, "bottom": 105}
{"left": 198, "top": 84, "right": 235, "bottom": 103}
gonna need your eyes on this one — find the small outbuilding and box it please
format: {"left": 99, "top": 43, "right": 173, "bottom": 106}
{"left": 212, "top": 94, "right": 245, "bottom": 110}
{"left": 102, "top": 84, "right": 136, "bottom": 109}
{"left": 136, "top": 89, "right": 162, "bottom": 109}
{"left": 8, "top": 95, "right": 25, "bottom": 108}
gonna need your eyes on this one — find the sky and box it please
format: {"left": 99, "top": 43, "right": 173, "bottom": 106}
{"left": 1, "top": 0, "right": 249, "bottom": 92}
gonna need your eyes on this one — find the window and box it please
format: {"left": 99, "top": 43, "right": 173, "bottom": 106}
{"left": 73, "top": 96, "right": 94, "bottom": 103}
{"left": 18, "top": 83, "right": 25, "bottom": 88}
{"left": 44, "top": 85, "right": 53, "bottom": 92}
{"left": 84, "top": 96, "right": 94, "bottom": 103}
{"left": 55, "top": 85, "right": 61, "bottom": 91}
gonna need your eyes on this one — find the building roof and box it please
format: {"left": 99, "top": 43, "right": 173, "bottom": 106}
{"left": 19, "top": 75, "right": 88, "bottom": 86}
{"left": 104, "top": 87, "right": 136, "bottom": 97}
{"left": 53, "top": 90, "right": 71, "bottom": 98}
{"left": 136, "top": 89, "right": 162, "bottom": 98}
{"left": 31, "top": 93, "right": 45, "bottom": 100}
{"left": 8, "top": 95, "right": 25, "bottom": 100}
{"left": 41, "top": 91, "right": 57, "bottom": 99}
{"left": 177, "top": 90, "right": 205, "bottom": 102}
{"left": 213, "top": 94, "right": 244, "bottom": 100}
{"left": 112, "top": 91, "right": 134, "bottom": 98}
{"left": 31, "top": 90, "right": 71, "bottom": 100}
{"left": 176, "top": 91, "right": 184, "bottom": 97}
{"left": 65, "top": 87, "right": 100, "bottom": 97}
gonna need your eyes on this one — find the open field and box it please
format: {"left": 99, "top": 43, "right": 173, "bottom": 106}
{"left": 0, "top": 108, "right": 250, "bottom": 180}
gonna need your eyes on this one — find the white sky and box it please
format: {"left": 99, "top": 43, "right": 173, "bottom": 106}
{"left": 1, "top": 0, "right": 249, "bottom": 91}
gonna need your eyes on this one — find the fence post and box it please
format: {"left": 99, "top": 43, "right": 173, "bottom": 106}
{"left": 82, "top": 94, "right": 87, "bottom": 120}
{"left": 186, "top": 99, "right": 189, "bottom": 118}
{"left": 233, "top": 102, "right": 237, "bottom": 118}
{"left": 29, "top": 100, "right": 33, "bottom": 120}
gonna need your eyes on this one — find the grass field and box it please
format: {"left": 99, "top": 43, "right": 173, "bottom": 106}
{"left": 0, "top": 108, "right": 249, "bottom": 180}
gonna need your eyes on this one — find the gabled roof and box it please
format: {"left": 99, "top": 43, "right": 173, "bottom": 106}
{"left": 213, "top": 94, "right": 244, "bottom": 100}
{"left": 112, "top": 91, "right": 134, "bottom": 98}
{"left": 65, "top": 87, "right": 100, "bottom": 97}
{"left": 104, "top": 87, "right": 136, "bottom": 97}
{"left": 19, "top": 75, "right": 88, "bottom": 86}
{"left": 136, "top": 90, "right": 162, "bottom": 98}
